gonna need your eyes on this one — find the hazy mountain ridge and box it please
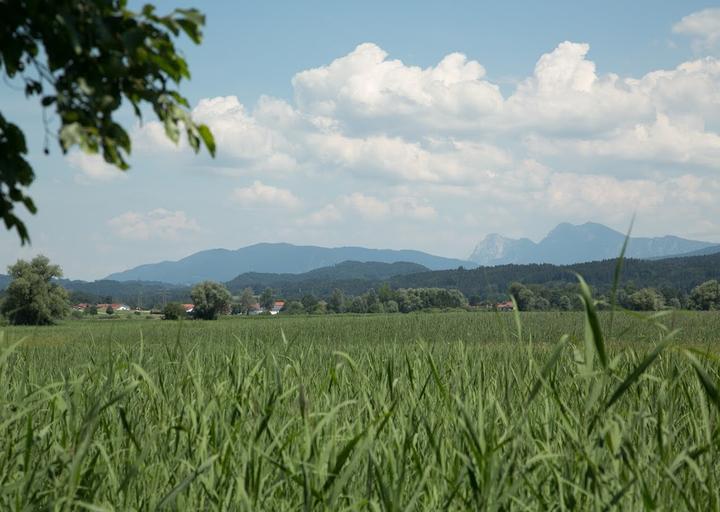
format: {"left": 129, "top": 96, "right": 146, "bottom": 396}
{"left": 649, "top": 244, "right": 720, "bottom": 260}
{"left": 470, "top": 222, "right": 716, "bottom": 265}
{"left": 105, "top": 243, "right": 473, "bottom": 284}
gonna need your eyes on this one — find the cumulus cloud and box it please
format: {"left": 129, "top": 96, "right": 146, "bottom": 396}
{"left": 292, "top": 43, "right": 502, "bottom": 132}
{"left": 673, "top": 8, "right": 720, "bottom": 52}
{"left": 107, "top": 209, "right": 200, "bottom": 241}
{"left": 528, "top": 114, "right": 720, "bottom": 169}
{"left": 231, "top": 180, "right": 301, "bottom": 209}
{"left": 67, "top": 151, "right": 126, "bottom": 182}
{"left": 297, "top": 204, "right": 344, "bottom": 227}
{"left": 130, "top": 40, "right": 720, "bottom": 246}
{"left": 135, "top": 41, "right": 720, "bottom": 180}
{"left": 298, "top": 193, "right": 437, "bottom": 227}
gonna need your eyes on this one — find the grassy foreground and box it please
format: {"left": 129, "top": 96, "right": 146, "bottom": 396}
{"left": 1, "top": 310, "right": 720, "bottom": 510}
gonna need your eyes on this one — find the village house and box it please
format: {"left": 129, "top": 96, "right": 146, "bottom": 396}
{"left": 270, "top": 300, "right": 285, "bottom": 315}
{"left": 94, "top": 303, "right": 131, "bottom": 312}
{"left": 495, "top": 301, "right": 515, "bottom": 312}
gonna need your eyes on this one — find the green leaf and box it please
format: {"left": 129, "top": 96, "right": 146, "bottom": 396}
{"left": 685, "top": 351, "right": 720, "bottom": 413}
{"left": 576, "top": 274, "right": 608, "bottom": 369}
{"left": 197, "top": 124, "right": 216, "bottom": 156}
{"left": 605, "top": 339, "right": 672, "bottom": 410}
{"left": 526, "top": 335, "right": 568, "bottom": 406}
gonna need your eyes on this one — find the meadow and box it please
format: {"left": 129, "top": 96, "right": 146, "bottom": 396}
{"left": 1, "top": 308, "right": 720, "bottom": 509}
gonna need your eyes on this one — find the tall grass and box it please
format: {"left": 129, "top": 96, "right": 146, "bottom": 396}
{"left": 1, "top": 309, "right": 719, "bottom": 509}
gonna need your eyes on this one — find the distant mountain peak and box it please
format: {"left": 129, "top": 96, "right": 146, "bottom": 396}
{"left": 469, "top": 222, "right": 715, "bottom": 266}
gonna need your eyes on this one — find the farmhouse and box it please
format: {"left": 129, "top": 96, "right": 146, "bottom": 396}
{"left": 94, "top": 303, "right": 131, "bottom": 311}
{"left": 495, "top": 301, "right": 514, "bottom": 312}
{"left": 270, "top": 300, "right": 285, "bottom": 315}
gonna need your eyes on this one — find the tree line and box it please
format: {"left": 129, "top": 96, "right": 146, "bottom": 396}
{"left": 2, "top": 256, "right": 720, "bottom": 325}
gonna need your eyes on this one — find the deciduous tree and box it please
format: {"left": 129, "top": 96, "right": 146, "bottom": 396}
{"left": 690, "top": 280, "right": 720, "bottom": 310}
{"left": 191, "top": 281, "right": 231, "bottom": 320}
{"left": 0, "top": 1, "right": 214, "bottom": 242}
{"left": 0, "top": 255, "right": 68, "bottom": 324}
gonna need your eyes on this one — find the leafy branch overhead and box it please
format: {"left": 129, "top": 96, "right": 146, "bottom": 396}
{"left": 0, "top": 0, "right": 215, "bottom": 243}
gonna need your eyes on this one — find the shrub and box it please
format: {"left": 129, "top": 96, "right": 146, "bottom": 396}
{"left": 163, "top": 302, "right": 187, "bottom": 320}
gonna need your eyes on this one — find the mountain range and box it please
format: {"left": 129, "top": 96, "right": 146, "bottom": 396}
{"left": 469, "top": 222, "right": 719, "bottom": 266}
{"left": 105, "top": 243, "right": 473, "bottom": 284}
{"left": 3, "top": 252, "right": 719, "bottom": 306}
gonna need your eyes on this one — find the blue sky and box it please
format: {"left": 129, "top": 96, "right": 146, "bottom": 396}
{"left": 2, "top": 1, "right": 720, "bottom": 279}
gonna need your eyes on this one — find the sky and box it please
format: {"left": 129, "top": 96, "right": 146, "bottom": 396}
{"left": 2, "top": 1, "right": 720, "bottom": 279}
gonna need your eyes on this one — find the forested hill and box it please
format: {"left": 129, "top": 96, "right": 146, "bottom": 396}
{"left": 389, "top": 252, "right": 720, "bottom": 298}
{"left": 226, "top": 261, "right": 428, "bottom": 297}
{"left": 227, "top": 253, "right": 720, "bottom": 300}
{"left": 0, "top": 274, "right": 9, "bottom": 290}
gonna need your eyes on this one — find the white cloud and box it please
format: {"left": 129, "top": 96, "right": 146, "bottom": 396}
{"left": 67, "top": 151, "right": 126, "bottom": 182}
{"left": 299, "top": 193, "right": 437, "bottom": 226}
{"left": 292, "top": 43, "right": 502, "bottom": 132}
{"left": 505, "top": 42, "right": 653, "bottom": 134}
{"left": 673, "top": 8, "right": 720, "bottom": 52}
{"left": 297, "top": 204, "right": 344, "bottom": 227}
{"left": 135, "top": 42, "right": 720, "bottom": 181}
{"left": 635, "top": 58, "right": 720, "bottom": 122}
{"left": 231, "top": 180, "right": 301, "bottom": 209}
{"left": 129, "top": 41, "right": 720, "bottom": 247}
{"left": 341, "top": 193, "right": 389, "bottom": 219}
{"left": 527, "top": 114, "right": 720, "bottom": 169}
{"left": 107, "top": 209, "right": 200, "bottom": 241}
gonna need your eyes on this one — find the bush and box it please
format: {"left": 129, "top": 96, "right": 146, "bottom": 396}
{"left": 627, "top": 288, "right": 665, "bottom": 311}
{"left": 385, "top": 300, "right": 399, "bottom": 313}
{"left": 163, "top": 302, "right": 187, "bottom": 320}
{"left": 283, "top": 301, "right": 305, "bottom": 315}
{"left": 367, "top": 302, "right": 384, "bottom": 314}
{"left": 690, "top": 280, "right": 720, "bottom": 310}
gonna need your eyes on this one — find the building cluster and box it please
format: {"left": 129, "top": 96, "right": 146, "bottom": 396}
{"left": 248, "top": 300, "right": 285, "bottom": 315}
{"left": 72, "top": 303, "right": 131, "bottom": 312}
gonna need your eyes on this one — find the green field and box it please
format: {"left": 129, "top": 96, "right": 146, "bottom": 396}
{"left": 2, "top": 310, "right": 720, "bottom": 509}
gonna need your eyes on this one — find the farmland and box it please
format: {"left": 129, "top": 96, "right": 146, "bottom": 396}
{"left": 2, "top": 310, "right": 720, "bottom": 509}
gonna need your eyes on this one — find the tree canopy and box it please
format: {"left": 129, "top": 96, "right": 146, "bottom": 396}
{"left": 690, "top": 280, "right": 720, "bottom": 311}
{"left": 1, "top": 255, "right": 69, "bottom": 324}
{"left": 0, "top": 0, "right": 214, "bottom": 243}
{"left": 190, "top": 281, "right": 231, "bottom": 320}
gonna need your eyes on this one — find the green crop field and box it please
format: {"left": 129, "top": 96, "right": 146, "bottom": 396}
{"left": 2, "top": 308, "right": 720, "bottom": 509}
